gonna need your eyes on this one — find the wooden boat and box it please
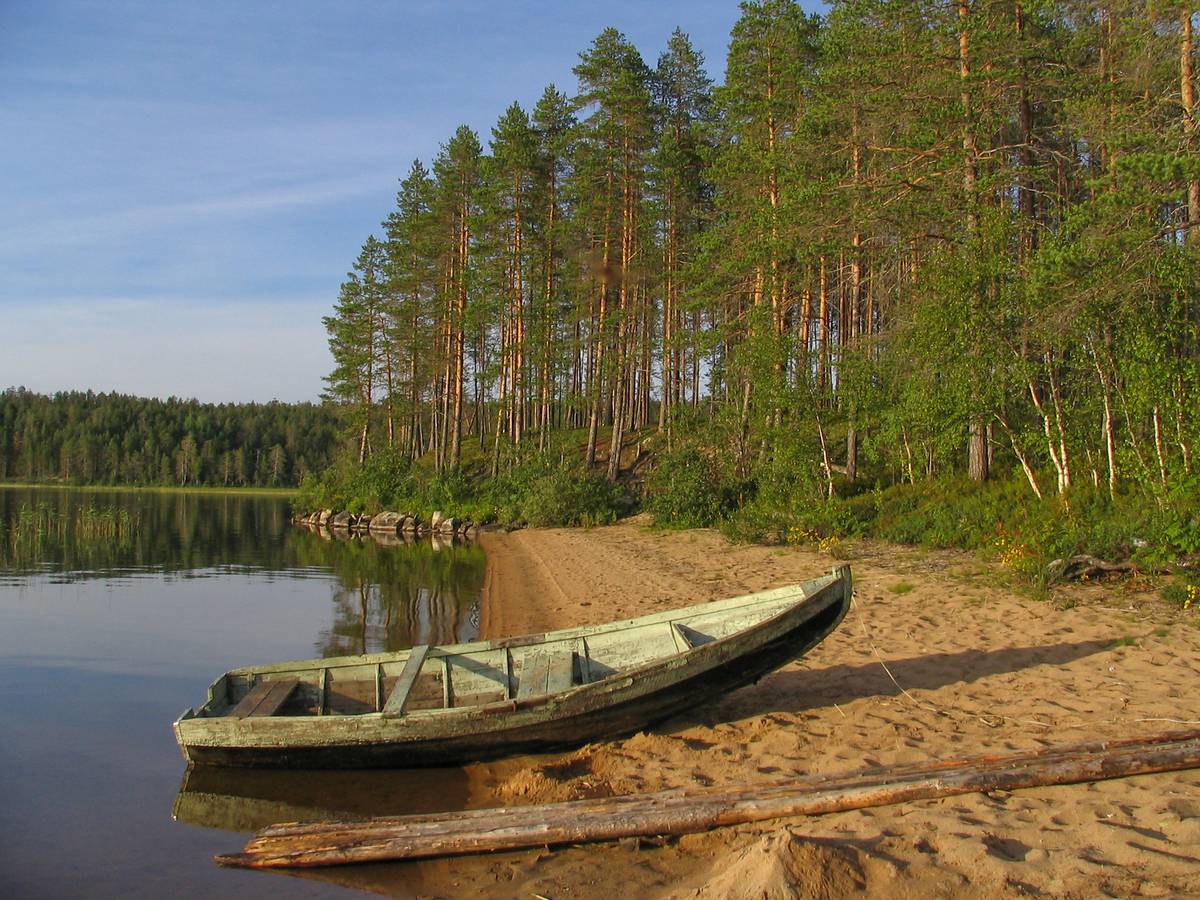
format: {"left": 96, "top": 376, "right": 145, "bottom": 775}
{"left": 174, "top": 566, "right": 852, "bottom": 769}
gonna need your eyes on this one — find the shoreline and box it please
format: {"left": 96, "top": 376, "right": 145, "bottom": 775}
{"left": 478, "top": 528, "right": 582, "bottom": 639}
{"left": 0, "top": 482, "right": 296, "bottom": 497}
{"left": 454, "top": 518, "right": 1200, "bottom": 898}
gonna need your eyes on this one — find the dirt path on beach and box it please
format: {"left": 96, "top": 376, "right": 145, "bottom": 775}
{"left": 307, "top": 519, "right": 1200, "bottom": 898}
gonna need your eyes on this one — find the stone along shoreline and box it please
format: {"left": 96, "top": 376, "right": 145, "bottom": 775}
{"left": 293, "top": 508, "right": 480, "bottom": 539}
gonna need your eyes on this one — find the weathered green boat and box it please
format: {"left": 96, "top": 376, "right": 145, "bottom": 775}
{"left": 174, "top": 566, "right": 852, "bottom": 769}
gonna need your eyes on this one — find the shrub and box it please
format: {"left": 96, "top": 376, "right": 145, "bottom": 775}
{"left": 520, "top": 465, "right": 623, "bottom": 527}
{"left": 719, "top": 472, "right": 1192, "bottom": 586}
{"left": 646, "top": 447, "right": 732, "bottom": 528}
{"left": 292, "top": 445, "right": 626, "bottom": 528}
{"left": 294, "top": 450, "right": 414, "bottom": 513}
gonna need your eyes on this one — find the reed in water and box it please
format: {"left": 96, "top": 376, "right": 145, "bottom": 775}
{"left": 2, "top": 502, "right": 139, "bottom": 566}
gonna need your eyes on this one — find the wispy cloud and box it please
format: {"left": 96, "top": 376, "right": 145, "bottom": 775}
{"left": 1, "top": 0, "right": 753, "bottom": 402}
{"left": 0, "top": 173, "right": 396, "bottom": 257}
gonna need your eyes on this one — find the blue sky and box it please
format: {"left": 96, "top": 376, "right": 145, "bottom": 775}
{"left": 2, "top": 1, "right": 821, "bottom": 403}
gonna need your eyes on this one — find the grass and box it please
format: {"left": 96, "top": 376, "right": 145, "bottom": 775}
{"left": 888, "top": 581, "right": 915, "bottom": 595}
{"left": 1160, "top": 579, "right": 1199, "bottom": 609}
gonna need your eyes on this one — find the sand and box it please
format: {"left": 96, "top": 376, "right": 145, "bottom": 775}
{"left": 307, "top": 519, "right": 1200, "bottom": 898}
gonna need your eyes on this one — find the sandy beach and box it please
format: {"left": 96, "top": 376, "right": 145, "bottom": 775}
{"left": 314, "top": 519, "right": 1200, "bottom": 898}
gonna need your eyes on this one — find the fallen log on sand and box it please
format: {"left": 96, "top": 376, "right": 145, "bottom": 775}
{"left": 1045, "top": 554, "right": 1137, "bottom": 583}
{"left": 217, "top": 728, "right": 1200, "bottom": 869}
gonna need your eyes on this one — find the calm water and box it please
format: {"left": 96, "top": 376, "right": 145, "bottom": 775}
{"left": 0, "top": 487, "right": 487, "bottom": 898}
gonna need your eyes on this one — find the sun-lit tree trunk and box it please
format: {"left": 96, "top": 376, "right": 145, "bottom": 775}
{"left": 1183, "top": 11, "right": 1199, "bottom": 241}
{"left": 448, "top": 195, "right": 468, "bottom": 471}
{"left": 606, "top": 125, "right": 636, "bottom": 483}
{"left": 960, "top": 0, "right": 988, "bottom": 483}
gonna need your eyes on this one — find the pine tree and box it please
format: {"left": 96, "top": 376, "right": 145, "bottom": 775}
{"left": 652, "top": 28, "right": 713, "bottom": 438}
{"left": 531, "top": 85, "right": 577, "bottom": 444}
{"left": 384, "top": 160, "right": 437, "bottom": 462}
{"left": 573, "top": 28, "right": 657, "bottom": 480}
{"left": 431, "top": 127, "right": 483, "bottom": 472}
{"left": 708, "top": 1, "right": 820, "bottom": 472}
{"left": 484, "top": 102, "right": 540, "bottom": 469}
{"left": 323, "top": 236, "right": 388, "bottom": 463}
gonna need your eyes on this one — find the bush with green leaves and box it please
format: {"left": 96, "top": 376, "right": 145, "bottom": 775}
{"left": 519, "top": 463, "right": 623, "bottom": 527}
{"left": 296, "top": 447, "right": 625, "bottom": 529}
{"left": 646, "top": 446, "right": 733, "bottom": 528}
{"left": 294, "top": 449, "right": 413, "bottom": 514}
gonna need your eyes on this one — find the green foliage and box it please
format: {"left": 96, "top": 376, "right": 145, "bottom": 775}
{"left": 1148, "top": 476, "right": 1200, "bottom": 560}
{"left": 293, "top": 2, "right": 1200, "bottom": 590}
{"left": 646, "top": 446, "right": 734, "bottom": 529}
{"left": 721, "top": 471, "right": 1200, "bottom": 586}
{"left": 296, "top": 451, "right": 477, "bottom": 519}
{"left": 721, "top": 431, "right": 845, "bottom": 542}
{"left": 0, "top": 387, "right": 337, "bottom": 487}
{"left": 1160, "top": 579, "right": 1199, "bottom": 610}
{"left": 296, "top": 449, "right": 625, "bottom": 529}
{"left": 509, "top": 460, "right": 623, "bottom": 528}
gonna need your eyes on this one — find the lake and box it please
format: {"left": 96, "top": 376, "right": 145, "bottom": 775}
{"left": 0, "top": 487, "right": 487, "bottom": 898}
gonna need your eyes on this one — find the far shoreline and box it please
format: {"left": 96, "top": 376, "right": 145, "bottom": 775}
{"left": 0, "top": 482, "right": 297, "bottom": 497}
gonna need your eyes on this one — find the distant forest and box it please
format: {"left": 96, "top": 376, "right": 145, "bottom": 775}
{"left": 0, "top": 389, "right": 338, "bottom": 487}
{"left": 323, "top": 0, "right": 1198, "bottom": 505}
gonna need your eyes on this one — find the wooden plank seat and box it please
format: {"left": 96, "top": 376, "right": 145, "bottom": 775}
{"left": 547, "top": 646, "right": 574, "bottom": 694}
{"left": 517, "top": 646, "right": 574, "bottom": 699}
{"left": 382, "top": 645, "right": 430, "bottom": 717}
{"left": 231, "top": 679, "right": 299, "bottom": 718}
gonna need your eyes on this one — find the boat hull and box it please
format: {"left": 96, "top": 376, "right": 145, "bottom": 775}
{"left": 176, "top": 568, "right": 851, "bottom": 769}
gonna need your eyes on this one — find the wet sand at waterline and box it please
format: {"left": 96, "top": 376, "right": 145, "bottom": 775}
{"left": 304, "top": 519, "right": 1200, "bottom": 898}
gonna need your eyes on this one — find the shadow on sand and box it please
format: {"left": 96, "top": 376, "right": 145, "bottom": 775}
{"left": 677, "top": 638, "right": 1114, "bottom": 725}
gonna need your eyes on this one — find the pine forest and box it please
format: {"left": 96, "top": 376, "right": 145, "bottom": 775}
{"left": 312, "top": 0, "right": 1200, "bottom": 569}
{"left": 0, "top": 389, "right": 338, "bottom": 488}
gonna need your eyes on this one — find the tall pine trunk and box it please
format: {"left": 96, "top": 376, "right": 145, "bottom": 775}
{"left": 1184, "top": 12, "right": 1199, "bottom": 240}
{"left": 960, "top": 0, "right": 988, "bottom": 482}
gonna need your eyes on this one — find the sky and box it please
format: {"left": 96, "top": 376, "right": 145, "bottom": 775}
{"left": 1, "top": 1, "right": 821, "bottom": 404}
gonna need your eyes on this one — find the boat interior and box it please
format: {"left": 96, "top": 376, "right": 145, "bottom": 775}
{"left": 196, "top": 584, "right": 830, "bottom": 721}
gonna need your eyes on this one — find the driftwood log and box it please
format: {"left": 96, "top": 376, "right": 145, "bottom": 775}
{"left": 217, "top": 728, "right": 1200, "bottom": 869}
{"left": 1045, "top": 554, "right": 1137, "bottom": 583}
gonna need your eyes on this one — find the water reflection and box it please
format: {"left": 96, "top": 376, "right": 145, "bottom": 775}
{"left": 0, "top": 486, "right": 491, "bottom": 897}
{"left": 303, "top": 527, "right": 484, "bottom": 654}
{"left": 0, "top": 487, "right": 295, "bottom": 579}
{"left": 0, "top": 487, "right": 485, "bottom": 651}
{"left": 173, "top": 765, "right": 472, "bottom": 833}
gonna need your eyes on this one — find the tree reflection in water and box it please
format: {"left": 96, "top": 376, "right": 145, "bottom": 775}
{"left": 297, "top": 527, "right": 485, "bottom": 656}
{"left": 0, "top": 486, "right": 486, "bottom": 654}
{"left": 0, "top": 487, "right": 297, "bottom": 579}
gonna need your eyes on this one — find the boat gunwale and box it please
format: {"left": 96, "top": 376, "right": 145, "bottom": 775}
{"left": 176, "top": 570, "right": 850, "bottom": 748}
{"left": 218, "top": 575, "right": 835, "bottom": 681}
